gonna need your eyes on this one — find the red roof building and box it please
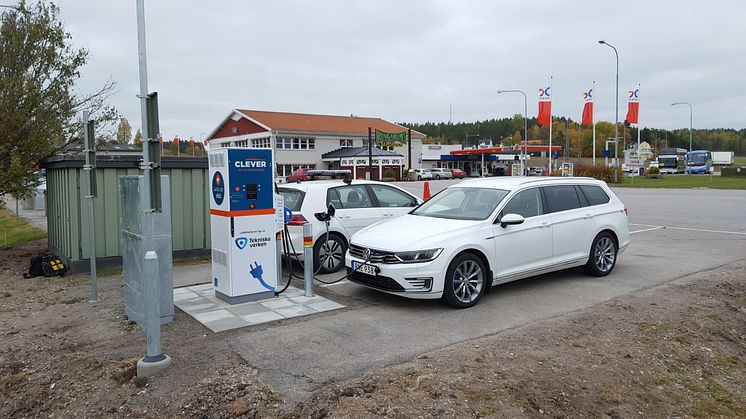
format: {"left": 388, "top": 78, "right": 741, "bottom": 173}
{"left": 206, "top": 109, "right": 426, "bottom": 180}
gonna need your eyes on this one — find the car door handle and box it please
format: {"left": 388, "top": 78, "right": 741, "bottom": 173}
{"left": 538, "top": 222, "right": 551, "bottom": 229}
{"left": 583, "top": 213, "right": 593, "bottom": 220}
{"left": 382, "top": 212, "right": 394, "bottom": 217}
{"left": 338, "top": 215, "right": 351, "bottom": 219}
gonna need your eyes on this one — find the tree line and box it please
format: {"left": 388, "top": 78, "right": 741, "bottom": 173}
{"left": 400, "top": 116, "right": 746, "bottom": 157}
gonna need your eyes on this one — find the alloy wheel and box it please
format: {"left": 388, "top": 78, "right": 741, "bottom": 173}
{"left": 594, "top": 237, "right": 616, "bottom": 273}
{"left": 452, "top": 260, "right": 484, "bottom": 304}
{"left": 319, "top": 238, "right": 344, "bottom": 271}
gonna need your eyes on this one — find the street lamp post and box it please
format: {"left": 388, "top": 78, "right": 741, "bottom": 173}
{"left": 497, "top": 89, "right": 528, "bottom": 175}
{"left": 598, "top": 40, "right": 619, "bottom": 183}
{"left": 671, "top": 102, "right": 693, "bottom": 151}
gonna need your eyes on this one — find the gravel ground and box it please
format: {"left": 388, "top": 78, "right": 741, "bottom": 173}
{"left": 1, "top": 240, "right": 744, "bottom": 418}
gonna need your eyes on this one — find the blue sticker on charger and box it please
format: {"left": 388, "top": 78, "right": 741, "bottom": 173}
{"left": 212, "top": 171, "right": 225, "bottom": 205}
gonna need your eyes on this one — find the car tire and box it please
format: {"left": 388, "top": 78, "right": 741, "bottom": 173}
{"left": 583, "top": 232, "right": 617, "bottom": 277}
{"left": 417, "top": 176, "right": 422, "bottom": 181}
{"left": 435, "top": 175, "right": 441, "bottom": 179}
{"left": 442, "top": 252, "right": 486, "bottom": 309}
{"left": 313, "top": 233, "right": 347, "bottom": 274}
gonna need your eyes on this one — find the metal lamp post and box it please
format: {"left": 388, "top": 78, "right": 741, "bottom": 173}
{"left": 598, "top": 40, "right": 619, "bottom": 183}
{"left": 671, "top": 102, "right": 693, "bottom": 151}
{"left": 497, "top": 89, "right": 528, "bottom": 175}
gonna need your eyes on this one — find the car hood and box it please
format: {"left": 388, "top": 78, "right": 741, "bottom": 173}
{"left": 350, "top": 214, "right": 483, "bottom": 251}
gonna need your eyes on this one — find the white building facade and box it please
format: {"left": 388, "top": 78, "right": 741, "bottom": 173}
{"left": 205, "top": 110, "right": 425, "bottom": 181}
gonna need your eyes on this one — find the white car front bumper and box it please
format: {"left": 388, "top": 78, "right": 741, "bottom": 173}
{"left": 345, "top": 252, "right": 446, "bottom": 299}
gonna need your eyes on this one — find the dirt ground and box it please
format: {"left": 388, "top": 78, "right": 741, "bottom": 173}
{"left": 1, "top": 240, "right": 744, "bottom": 418}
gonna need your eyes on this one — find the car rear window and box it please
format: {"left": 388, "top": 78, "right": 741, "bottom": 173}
{"left": 278, "top": 188, "right": 305, "bottom": 211}
{"left": 579, "top": 185, "right": 611, "bottom": 206}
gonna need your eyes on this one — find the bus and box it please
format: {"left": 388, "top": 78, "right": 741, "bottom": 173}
{"left": 657, "top": 147, "right": 687, "bottom": 174}
{"left": 686, "top": 150, "right": 713, "bottom": 174}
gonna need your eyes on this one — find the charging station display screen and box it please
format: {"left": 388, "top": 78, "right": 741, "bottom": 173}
{"left": 246, "top": 184, "right": 258, "bottom": 200}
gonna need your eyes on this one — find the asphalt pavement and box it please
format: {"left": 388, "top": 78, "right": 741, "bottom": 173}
{"left": 221, "top": 181, "right": 746, "bottom": 400}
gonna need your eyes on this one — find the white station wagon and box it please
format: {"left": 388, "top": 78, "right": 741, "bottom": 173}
{"left": 345, "top": 177, "right": 629, "bottom": 308}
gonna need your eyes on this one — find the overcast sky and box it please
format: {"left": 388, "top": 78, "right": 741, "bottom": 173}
{"left": 56, "top": 0, "right": 746, "bottom": 141}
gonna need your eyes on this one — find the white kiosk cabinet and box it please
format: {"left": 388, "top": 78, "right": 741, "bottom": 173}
{"left": 208, "top": 148, "right": 278, "bottom": 304}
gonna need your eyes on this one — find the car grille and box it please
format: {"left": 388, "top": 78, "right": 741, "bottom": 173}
{"left": 347, "top": 269, "right": 405, "bottom": 292}
{"left": 349, "top": 244, "right": 399, "bottom": 264}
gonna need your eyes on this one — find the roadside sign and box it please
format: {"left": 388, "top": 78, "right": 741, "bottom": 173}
{"left": 511, "top": 163, "right": 522, "bottom": 177}
{"left": 561, "top": 162, "right": 574, "bottom": 177}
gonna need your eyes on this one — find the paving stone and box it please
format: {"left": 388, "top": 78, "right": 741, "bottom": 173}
{"left": 240, "top": 311, "right": 284, "bottom": 325}
{"left": 308, "top": 300, "right": 346, "bottom": 312}
{"left": 227, "top": 303, "right": 271, "bottom": 317}
{"left": 289, "top": 295, "right": 326, "bottom": 305}
{"left": 192, "top": 309, "right": 236, "bottom": 324}
{"left": 260, "top": 298, "right": 295, "bottom": 310}
{"left": 273, "top": 305, "right": 319, "bottom": 318}
{"left": 205, "top": 316, "right": 250, "bottom": 333}
{"left": 173, "top": 291, "right": 201, "bottom": 302}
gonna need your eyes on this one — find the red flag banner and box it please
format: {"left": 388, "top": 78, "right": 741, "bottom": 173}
{"left": 581, "top": 88, "right": 593, "bottom": 126}
{"left": 625, "top": 88, "right": 639, "bottom": 125}
{"left": 537, "top": 86, "right": 552, "bottom": 126}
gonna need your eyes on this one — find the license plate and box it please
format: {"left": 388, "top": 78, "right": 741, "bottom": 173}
{"left": 351, "top": 260, "right": 377, "bottom": 276}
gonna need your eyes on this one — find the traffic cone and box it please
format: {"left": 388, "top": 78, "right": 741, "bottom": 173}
{"left": 423, "top": 181, "right": 431, "bottom": 200}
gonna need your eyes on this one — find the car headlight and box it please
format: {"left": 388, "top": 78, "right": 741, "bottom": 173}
{"left": 394, "top": 248, "right": 443, "bottom": 263}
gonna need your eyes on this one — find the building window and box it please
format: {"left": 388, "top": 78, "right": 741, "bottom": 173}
{"left": 233, "top": 140, "right": 249, "bottom": 147}
{"left": 381, "top": 146, "right": 394, "bottom": 151}
{"left": 340, "top": 139, "right": 353, "bottom": 148}
{"left": 277, "top": 136, "right": 315, "bottom": 150}
{"left": 251, "top": 137, "right": 270, "bottom": 148}
{"left": 276, "top": 163, "right": 316, "bottom": 177}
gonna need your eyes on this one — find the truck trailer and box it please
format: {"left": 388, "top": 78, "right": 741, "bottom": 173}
{"left": 712, "top": 151, "right": 734, "bottom": 165}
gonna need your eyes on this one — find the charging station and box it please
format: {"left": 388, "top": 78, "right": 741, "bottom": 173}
{"left": 209, "top": 148, "right": 277, "bottom": 304}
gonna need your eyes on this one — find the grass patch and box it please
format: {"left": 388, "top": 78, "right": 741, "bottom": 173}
{"left": 173, "top": 255, "right": 210, "bottom": 266}
{"left": 615, "top": 174, "right": 746, "bottom": 189}
{"left": 97, "top": 267, "right": 123, "bottom": 278}
{"left": 0, "top": 206, "right": 46, "bottom": 249}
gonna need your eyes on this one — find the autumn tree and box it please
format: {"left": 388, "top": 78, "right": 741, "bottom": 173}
{"left": 133, "top": 129, "right": 143, "bottom": 148}
{"left": 0, "top": 1, "right": 118, "bottom": 200}
{"left": 116, "top": 117, "right": 132, "bottom": 144}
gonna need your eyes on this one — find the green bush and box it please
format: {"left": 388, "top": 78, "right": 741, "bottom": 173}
{"left": 646, "top": 166, "right": 660, "bottom": 175}
{"left": 383, "top": 168, "right": 396, "bottom": 179}
{"left": 573, "top": 164, "right": 624, "bottom": 183}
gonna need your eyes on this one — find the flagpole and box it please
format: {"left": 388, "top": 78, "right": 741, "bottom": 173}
{"left": 548, "top": 75, "right": 553, "bottom": 173}
{"left": 636, "top": 83, "right": 641, "bottom": 155}
{"left": 592, "top": 80, "right": 596, "bottom": 166}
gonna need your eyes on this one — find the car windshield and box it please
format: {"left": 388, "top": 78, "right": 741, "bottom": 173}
{"left": 659, "top": 157, "right": 678, "bottom": 167}
{"left": 411, "top": 187, "right": 509, "bottom": 220}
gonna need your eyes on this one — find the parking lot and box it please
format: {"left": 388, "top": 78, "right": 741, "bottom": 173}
{"left": 2, "top": 181, "right": 744, "bottom": 417}
{"left": 232, "top": 181, "right": 746, "bottom": 398}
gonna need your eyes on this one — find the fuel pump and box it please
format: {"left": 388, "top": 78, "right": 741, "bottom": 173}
{"left": 209, "top": 148, "right": 277, "bottom": 303}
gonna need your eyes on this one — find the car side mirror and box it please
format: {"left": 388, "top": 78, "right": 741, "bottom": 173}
{"left": 499, "top": 213, "right": 525, "bottom": 228}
